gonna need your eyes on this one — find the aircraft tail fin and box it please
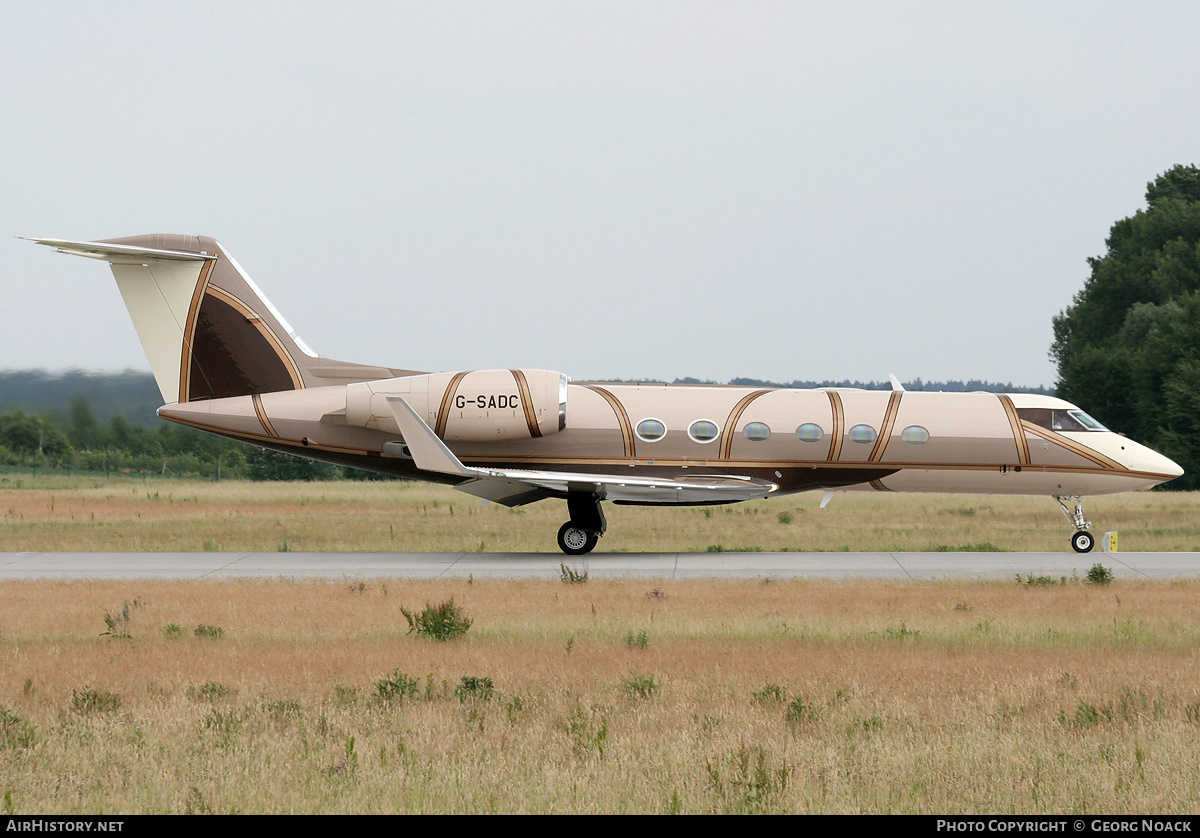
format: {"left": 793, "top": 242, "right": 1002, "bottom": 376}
{"left": 29, "top": 235, "right": 416, "bottom": 404}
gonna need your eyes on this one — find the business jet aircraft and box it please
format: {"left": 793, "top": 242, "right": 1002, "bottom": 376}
{"left": 29, "top": 234, "right": 1183, "bottom": 555}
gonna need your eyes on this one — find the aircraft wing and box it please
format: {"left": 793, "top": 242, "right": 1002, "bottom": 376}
{"left": 387, "top": 396, "right": 778, "bottom": 507}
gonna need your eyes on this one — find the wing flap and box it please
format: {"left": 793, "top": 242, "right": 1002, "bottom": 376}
{"left": 451, "top": 478, "right": 555, "bottom": 507}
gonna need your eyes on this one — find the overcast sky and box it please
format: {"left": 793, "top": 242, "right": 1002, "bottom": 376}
{"left": 3, "top": 1, "right": 1198, "bottom": 389}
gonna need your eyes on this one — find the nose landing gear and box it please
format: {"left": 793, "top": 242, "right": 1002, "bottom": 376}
{"left": 1070, "top": 530, "right": 1095, "bottom": 553}
{"left": 1055, "top": 495, "right": 1094, "bottom": 553}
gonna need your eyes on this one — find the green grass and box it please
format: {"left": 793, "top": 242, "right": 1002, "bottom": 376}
{"left": 1, "top": 473, "right": 1198, "bottom": 552}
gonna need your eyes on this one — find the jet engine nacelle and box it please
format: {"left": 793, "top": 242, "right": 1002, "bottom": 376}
{"left": 346, "top": 369, "right": 568, "bottom": 441}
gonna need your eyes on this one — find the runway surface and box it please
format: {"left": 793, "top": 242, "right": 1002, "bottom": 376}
{"left": 1, "top": 551, "right": 1197, "bottom": 581}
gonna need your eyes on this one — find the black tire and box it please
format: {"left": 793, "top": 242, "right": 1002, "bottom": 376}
{"left": 1071, "top": 530, "right": 1094, "bottom": 553}
{"left": 557, "top": 522, "right": 598, "bottom": 556}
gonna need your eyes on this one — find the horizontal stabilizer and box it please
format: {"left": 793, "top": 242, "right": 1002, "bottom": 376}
{"left": 23, "top": 237, "right": 213, "bottom": 263}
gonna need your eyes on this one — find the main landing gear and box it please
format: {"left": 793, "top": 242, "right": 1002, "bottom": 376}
{"left": 557, "top": 491, "right": 606, "bottom": 555}
{"left": 1054, "top": 495, "right": 1094, "bottom": 553}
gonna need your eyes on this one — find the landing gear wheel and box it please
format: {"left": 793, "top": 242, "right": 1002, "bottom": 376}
{"left": 558, "top": 522, "right": 598, "bottom": 556}
{"left": 1071, "top": 530, "right": 1094, "bottom": 554}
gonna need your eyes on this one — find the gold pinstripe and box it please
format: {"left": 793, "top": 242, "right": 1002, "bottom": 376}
{"left": 157, "top": 415, "right": 371, "bottom": 456}
{"left": 251, "top": 394, "right": 278, "bottom": 438}
{"left": 826, "top": 391, "right": 844, "bottom": 462}
{"left": 868, "top": 391, "right": 903, "bottom": 462}
{"left": 178, "top": 257, "right": 216, "bottom": 403}
{"left": 204, "top": 285, "right": 304, "bottom": 391}
{"left": 1020, "top": 421, "right": 1123, "bottom": 470}
{"left": 510, "top": 369, "right": 542, "bottom": 438}
{"left": 435, "top": 371, "right": 471, "bottom": 439}
{"left": 997, "top": 395, "right": 1031, "bottom": 465}
{"left": 452, "top": 453, "right": 1141, "bottom": 473}
{"left": 720, "top": 390, "right": 770, "bottom": 459}
{"left": 583, "top": 385, "right": 635, "bottom": 458}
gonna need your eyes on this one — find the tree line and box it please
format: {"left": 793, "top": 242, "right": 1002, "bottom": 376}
{"left": 1052, "top": 164, "right": 1200, "bottom": 490}
{"left": 0, "top": 396, "right": 358, "bottom": 481}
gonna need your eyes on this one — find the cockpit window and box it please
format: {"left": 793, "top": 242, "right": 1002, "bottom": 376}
{"left": 1071, "top": 411, "right": 1107, "bottom": 430}
{"left": 1017, "top": 408, "right": 1107, "bottom": 432}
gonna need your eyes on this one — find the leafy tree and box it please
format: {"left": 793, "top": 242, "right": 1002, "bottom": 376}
{"left": 69, "top": 395, "right": 101, "bottom": 450}
{"left": 1051, "top": 164, "right": 1200, "bottom": 488}
{"left": 0, "top": 408, "right": 44, "bottom": 454}
{"left": 0, "top": 408, "right": 71, "bottom": 460}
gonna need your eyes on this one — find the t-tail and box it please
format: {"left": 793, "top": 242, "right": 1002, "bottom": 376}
{"left": 28, "top": 234, "right": 418, "bottom": 404}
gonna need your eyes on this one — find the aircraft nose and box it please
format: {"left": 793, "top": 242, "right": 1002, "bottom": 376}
{"left": 1132, "top": 443, "right": 1184, "bottom": 481}
{"left": 1095, "top": 432, "right": 1184, "bottom": 484}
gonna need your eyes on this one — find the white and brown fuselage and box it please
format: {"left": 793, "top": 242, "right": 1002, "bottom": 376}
{"left": 159, "top": 378, "right": 1181, "bottom": 502}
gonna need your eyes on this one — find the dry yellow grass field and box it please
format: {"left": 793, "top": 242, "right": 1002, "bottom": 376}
{"left": 1, "top": 475, "right": 1198, "bottom": 813}
{"left": 2, "top": 472, "right": 1199, "bottom": 552}
{"left": 1, "top": 577, "right": 1199, "bottom": 813}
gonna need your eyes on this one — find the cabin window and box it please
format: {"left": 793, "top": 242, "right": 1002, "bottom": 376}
{"left": 688, "top": 419, "right": 719, "bottom": 443}
{"left": 901, "top": 425, "right": 930, "bottom": 445}
{"left": 743, "top": 422, "right": 771, "bottom": 441}
{"left": 796, "top": 423, "right": 824, "bottom": 443}
{"left": 849, "top": 424, "right": 877, "bottom": 444}
{"left": 635, "top": 418, "right": 667, "bottom": 442}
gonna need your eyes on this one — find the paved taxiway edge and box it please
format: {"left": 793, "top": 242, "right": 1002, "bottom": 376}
{"left": 1, "top": 551, "right": 1198, "bottom": 581}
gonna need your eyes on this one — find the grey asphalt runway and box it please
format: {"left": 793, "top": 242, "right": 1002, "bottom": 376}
{"left": 1, "top": 551, "right": 1197, "bottom": 581}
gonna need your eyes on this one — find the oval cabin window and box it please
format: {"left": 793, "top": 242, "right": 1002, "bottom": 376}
{"left": 635, "top": 418, "right": 667, "bottom": 442}
{"left": 849, "top": 424, "right": 877, "bottom": 444}
{"left": 743, "top": 422, "right": 771, "bottom": 442}
{"left": 901, "top": 425, "right": 930, "bottom": 445}
{"left": 688, "top": 419, "right": 719, "bottom": 443}
{"left": 796, "top": 423, "right": 824, "bottom": 443}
